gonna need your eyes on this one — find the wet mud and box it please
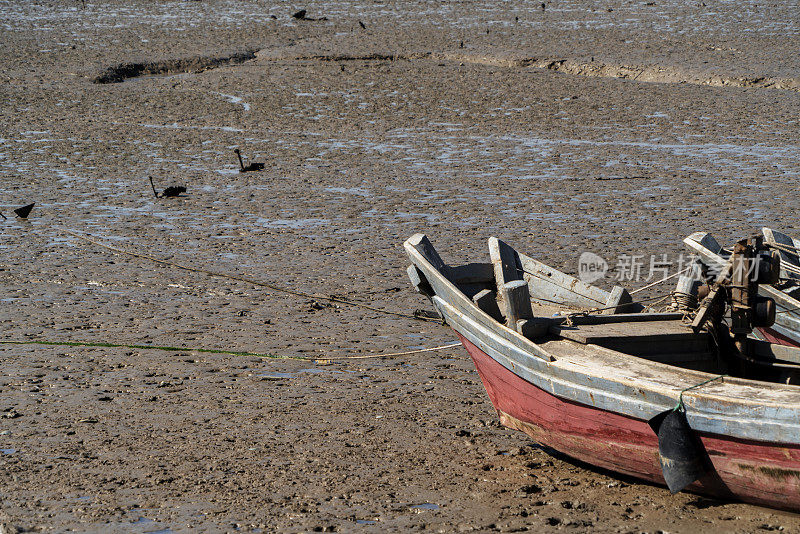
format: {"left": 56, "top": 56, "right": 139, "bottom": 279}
{"left": 1, "top": 0, "right": 799, "bottom": 532}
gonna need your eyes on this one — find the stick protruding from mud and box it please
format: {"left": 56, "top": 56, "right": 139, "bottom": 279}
{"left": 149, "top": 176, "right": 160, "bottom": 198}
{"left": 234, "top": 148, "right": 245, "bottom": 171}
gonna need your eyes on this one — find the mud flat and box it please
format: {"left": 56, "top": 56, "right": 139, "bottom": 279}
{"left": 1, "top": 0, "right": 800, "bottom": 531}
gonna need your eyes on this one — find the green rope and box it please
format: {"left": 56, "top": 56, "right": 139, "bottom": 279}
{"left": 0, "top": 340, "right": 307, "bottom": 361}
{"left": 0, "top": 339, "right": 461, "bottom": 361}
{"left": 673, "top": 373, "right": 727, "bottom": 412}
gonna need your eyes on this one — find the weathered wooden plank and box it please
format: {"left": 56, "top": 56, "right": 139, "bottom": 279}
{"left": 448, "top": 262, "right": 495, "bottom": 285}
{"left": 516, "top": 251, "right": 609, "bottom": 308}
{"left": 500, "top": 280, "right": 534, "bottom": 327}
{"left": 635, "top": 351, "right": 716, "bottom": 364}
{"left": 406, "top": 233, "right": 448, "bottom": 272}
{"left": 431, "top": 294, "right": 556, "bottom": 364}
{"left": 550, "top": 319, "right": 697, "bottom": 344}
{"left": 407, "top": 264, "right": 432, "bottom": 296}
{"left": 758, "top": 285, "right": 800, "bottom": 334}
{"left": 517, "top": 318, "right": 554, "bottom": 339}
{"left": 684, "top": 232, "right": 727, "bottom": 270}
{"left": 459, "top": 282, "right": 493, "bottom": 300}
{"left": 489, "top": 237, "right": 522, "bottom": 287}
{"left": 687, "top": 231, "right": 725, "bottom": 255}
{"left": 599, "top": 336, "right": 712, "bottom": 357}
{"left": 567, "top": 312, "right": 683, "bottom": 326}
{"left": 749, "top": 338, "right": 800, "bottom": 365}
{"left": 472, "top": 288, "right": 502, "bottom": 322}
{"left": 762, "top": 227, "right": 800, "bottom": 280}
{"left": 602, "top": 286, "right": 640, "bottom": 314}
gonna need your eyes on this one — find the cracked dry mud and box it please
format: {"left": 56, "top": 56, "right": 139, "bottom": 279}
{"left": 1, "top": 0, "right": 800, "bottom": 532}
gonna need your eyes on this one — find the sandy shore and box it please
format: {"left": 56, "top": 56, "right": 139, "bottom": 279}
{"left": 1, "top": 0, "right": 799, "bottom": 531}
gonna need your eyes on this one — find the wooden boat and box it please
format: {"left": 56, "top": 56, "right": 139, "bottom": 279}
{"left": 685, "top": 231, "right": 800, "bottom": 347}
{"left": 405, "top": 233, "right": 800, "bottom": 511}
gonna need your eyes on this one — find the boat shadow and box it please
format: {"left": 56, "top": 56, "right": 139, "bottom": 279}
{"left": 532, "top": 442, "right": 732, "bottom": 510}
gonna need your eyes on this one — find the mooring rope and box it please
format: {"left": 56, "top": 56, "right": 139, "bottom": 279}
{"left": 0, "top": 339, "right": 299, "bottom": 360}
{"left": 673, "top": 374, "right": 727, "bottom": 412}
{"left": 58, "top": 227, "right": 437, "bottom": 323}
{"left": 521, "top": 265, "right": 687, "bottom": 298}
{"left": 670, "top": 290, "right": 697, "bottom": 311}
{"left": 630, "top": 267, "right": 690, "bottom": 294}
{"left": 567, "top": 292, "right": 671, "bottom": 317}
{"left": 320, "top": 342, "right": 461, "bottom": 360}
{"left": 0, "top": 339, "right": 462, "bottom": 361}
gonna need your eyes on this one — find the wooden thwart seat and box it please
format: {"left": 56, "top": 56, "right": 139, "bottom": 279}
{"left": 551, "top": 318, "right": 711, "bottom": 357}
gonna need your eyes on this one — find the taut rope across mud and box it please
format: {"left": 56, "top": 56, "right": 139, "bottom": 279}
{"left": 58, "top": 227, "right": 437, "bottom": 323}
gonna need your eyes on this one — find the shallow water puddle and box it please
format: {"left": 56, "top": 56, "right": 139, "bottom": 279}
{"left": 410, "top": 503, "right": 439, "bottom": 511}
{"left": 212, "top": 92, "right": 251, "bottom": 112}
{"left": 259, "top": 371, "right": 294, "bottom": 379}
{"left": 256, "top": 218, "right": 330, "bottom": 230}
{"left": 325, "top": 186, "right": 372, "bottom": 198}
{"left": 131, "top": 516, "right": 171, "bottom": 533}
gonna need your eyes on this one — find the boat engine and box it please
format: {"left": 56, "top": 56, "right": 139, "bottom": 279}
{"left": 689, "top": 236, "right": 779, "bottom": 376}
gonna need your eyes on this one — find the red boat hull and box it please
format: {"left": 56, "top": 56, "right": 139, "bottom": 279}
{"left": 457, "top": 334, "right": 800, "bottom": 511}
